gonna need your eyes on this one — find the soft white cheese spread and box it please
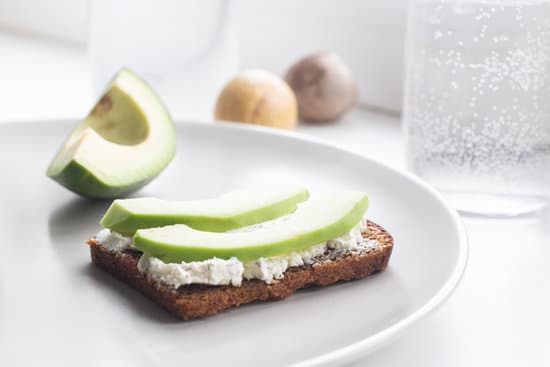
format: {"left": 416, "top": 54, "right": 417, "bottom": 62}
{"left": 137, "top": 255, "right": 244, "bottom": 287}
{"left": 95, "top": 229, "right": 132, "bottom": 251}
{"left": 95, "top": 218, "right": 378, "bottom": 288}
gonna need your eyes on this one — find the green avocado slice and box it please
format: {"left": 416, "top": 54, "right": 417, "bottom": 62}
{"left": 133, "top": 191, "right": 368, "bottom": 263}
{"left": 46, "top": 68, "right": 176, "bottom": 199}
{"left": 100, "top": 186, "right": 309, "bottom": 235}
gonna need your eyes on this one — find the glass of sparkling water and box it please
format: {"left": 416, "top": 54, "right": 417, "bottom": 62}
{"left": 404, "top": 0, "right": 550, "bottom": 216}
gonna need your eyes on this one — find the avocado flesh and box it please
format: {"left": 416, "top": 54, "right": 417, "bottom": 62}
{"left": 46, "top": 68, "right": 176, "bottom": 199}
{"left": 100, "top": 186, "right": 310, "bottom": 235}
{"left": 133, "top": 191, "right": 368, "bottom": 263}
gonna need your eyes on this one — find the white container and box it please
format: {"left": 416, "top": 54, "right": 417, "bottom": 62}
{"left": 89, "top": 0, "right": 238, "bottom": 120}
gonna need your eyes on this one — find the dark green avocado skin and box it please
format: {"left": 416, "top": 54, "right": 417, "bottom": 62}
{"left": 48, "top": 160, "right": 158, "bottom": 199}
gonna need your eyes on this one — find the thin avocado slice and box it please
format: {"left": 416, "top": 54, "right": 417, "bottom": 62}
{"left": 101, "top": 186, "right": 309, "bottom": 235}
{"left": 133, "top": 191, "right": 368, "bottom": 262}
{"left": 46, "top": 68, "right": 176, "bottom": 199}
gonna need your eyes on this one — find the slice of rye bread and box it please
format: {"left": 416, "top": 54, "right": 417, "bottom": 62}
{"left": 87, "top": 220, "right": 393, "bottom": 320}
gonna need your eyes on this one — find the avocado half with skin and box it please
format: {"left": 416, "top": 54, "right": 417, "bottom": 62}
{"left": 47, "top": 69, "right": 176, "bottom": 199}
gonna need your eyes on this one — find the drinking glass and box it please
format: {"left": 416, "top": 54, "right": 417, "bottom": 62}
{"left": 403, "top": 0, "right": 550, "bottom": 216}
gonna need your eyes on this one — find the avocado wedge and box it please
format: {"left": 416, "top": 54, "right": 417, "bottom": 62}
{"left": 133, "top": 191, "right": 368, "bottom": 262}
{"left": 46, "top": 68, "right": 176, "bottom": 199}
{"left": 101, "top": 186, "right": 309, "bottom": 235}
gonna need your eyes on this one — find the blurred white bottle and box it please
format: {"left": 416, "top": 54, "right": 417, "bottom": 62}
{"left": 89, "top": 0, "right": 238, "bottom": 120}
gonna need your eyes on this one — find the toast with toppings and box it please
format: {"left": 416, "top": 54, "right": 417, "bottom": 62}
{"left": 87, "top": 220, "right": 393, "bottom": 320}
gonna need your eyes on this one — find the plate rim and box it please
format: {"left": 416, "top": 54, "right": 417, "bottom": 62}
{"left": 3, "top": 119, "right": 469, "bottom": 366}
{"left": 185, "top": 120, "right": 469, "bottom": 367}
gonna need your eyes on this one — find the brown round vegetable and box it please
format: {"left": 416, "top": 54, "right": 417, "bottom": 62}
{"left": 284, "top": 52, "right": 358, "bottom": 122}
{"left": 214, "top": 69, "right": 298, "bottom": 130}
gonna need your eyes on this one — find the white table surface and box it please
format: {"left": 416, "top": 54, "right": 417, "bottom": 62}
{"left": 2, "top": 31, "right": 549, "bottom": 366}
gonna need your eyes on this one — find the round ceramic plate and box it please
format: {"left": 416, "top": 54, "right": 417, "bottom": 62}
{"left": 0, "top": 121, "right": 467, "bottom": 366}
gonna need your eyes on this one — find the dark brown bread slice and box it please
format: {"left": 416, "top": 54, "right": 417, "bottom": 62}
{"left": 87, "top": 220, "right": 393, "bottom": 320}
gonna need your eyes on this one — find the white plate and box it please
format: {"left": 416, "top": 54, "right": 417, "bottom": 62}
{"left": 0, "top": 121, "right": 467, "bottom": 366}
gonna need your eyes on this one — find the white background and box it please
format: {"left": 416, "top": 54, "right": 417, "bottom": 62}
{"left": 0, "top": 0, "right": 406, "bottom": 113}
